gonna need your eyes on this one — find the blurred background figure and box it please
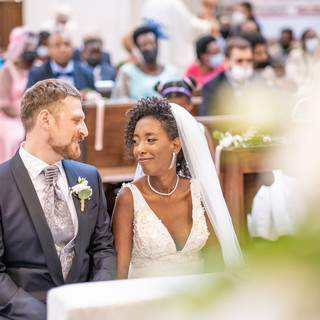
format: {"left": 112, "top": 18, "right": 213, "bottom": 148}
{"left": 240, "top": 32, "right": 269, "bottom": 71}
{"left": 230, "top": 1, "right": 260, "bottom": 36}
{"left": 116, "top": 29, "right": 143, "bottom": 72}
{"left": 80, "top": 38, "right": 116, "bottom": 97}
{"left": 241, "top": 32, "right": 296, "bottom": 91}
{"left": 268, "top": 28, "right": 299, "bottom": 66}
{"left": 285, "top": 28, "right": 320, "bottom": 95}
{"left": 73, "top": 27, "right": 112, "bottom": 66}
{"left": 112, "top": 25, "right": 179, "bottom": 99}
{"left": 198, "top": 0, "right": 218, "bottom": 25}
{"left": 41, "top": 3, "right": 80, "bottom": 46}
{"left": 155, "top": 76, "right": 215, "bottom": 159}
{"left": 239, "top": 19, "right": 259, "bottom": 35}
{"left": 141, "top": 0, "right": 212, "bottom": 76}
{"left": 0, "top": 26, "right": 38, "bottom": 163}
{"left": 201, "top": 37, "right": 255, "bottom": 116}
{"left": 218, "top": 15, "right": 231, "bottom": 40}
{"left": 34, "top": 30, "right": 50, "bottom": 66}
{"left": 27, "top": 31, "right": 95, "bottom": 91}
{"left": 185, "top": 35, "right": 225, "bottom": 88}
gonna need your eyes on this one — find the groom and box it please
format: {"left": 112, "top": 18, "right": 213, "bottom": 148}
{"left": 0, "top": 79, "right": 117, "bottom": 320}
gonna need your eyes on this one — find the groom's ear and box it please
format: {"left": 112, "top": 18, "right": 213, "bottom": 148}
{"left": 172, "top": 137, "right": 182, "bottom": 154}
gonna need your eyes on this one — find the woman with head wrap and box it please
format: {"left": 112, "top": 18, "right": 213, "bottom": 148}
{"left": 0, "top": 26, "right": 38, "bottom": 163}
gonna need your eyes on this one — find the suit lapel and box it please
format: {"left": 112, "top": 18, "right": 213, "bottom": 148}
{"left": 46, "top": 61, "right": 55, "bottom": 78}
{"left": 10, "top": 152, "right": 64, "bottom": 285}
{"left": 73, "top": 66, "right": 81, "bottom": 91}
{"left": 62, "top": 160, "right": 89, "bottom": 283}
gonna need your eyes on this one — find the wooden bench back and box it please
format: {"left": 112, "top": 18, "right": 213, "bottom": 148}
{"left": 82, "top": 98, "right": 202, "bottom": 168}
{"left": 82, "top": 101, "right": 136, "bottom": 168}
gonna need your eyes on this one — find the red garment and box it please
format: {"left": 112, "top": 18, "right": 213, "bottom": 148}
{"left": 185, "top": 62, "right": 225, "bottom": 87}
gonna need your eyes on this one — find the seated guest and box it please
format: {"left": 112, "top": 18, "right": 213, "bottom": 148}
{"left": 185, "top": 35, "right": 225, "bottom": 88}
{"left": 155, "top": 76, "right": 215, "bottom": 158}
{"left": 268, "top": 28, "right": 299, "bottom": 66}
{"left": 0, "top": 26, "right": 38, "bottom": 164}
{"left": 285, "top": 28, "right": 320, "bottom": 95}
{"left": 34, "top": 31, "right": 50, "bottom": 66}
{"left": 116, "top": 29, "right": 143, "bottom": 72}
{"left": 112, "top": 26, "right": 179, "bottom": 99}
{"left": 81, "top": 39, "right": 115, "bottom": 82}
{"left": 27, "top": 31, "right": 95, "bottom": 91}
{"left": 230, "top": 1, "right": 261, "bottom": 36}
{"left": 73, "top": 28, "right": 112, "bottom": 66}
{"left": 241, "top": 32, "right": 296, "bottom": 91}
{"left": 201, "top": 36, "right": 256, "bottom": 115}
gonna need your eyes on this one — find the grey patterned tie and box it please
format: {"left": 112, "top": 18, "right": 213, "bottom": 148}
{"left": 43, "top": 165, "right": 75, "bottom": 280}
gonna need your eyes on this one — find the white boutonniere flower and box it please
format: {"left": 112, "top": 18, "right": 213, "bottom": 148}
{"left": 70, "top": 177, "right": 92, "bottom": 212}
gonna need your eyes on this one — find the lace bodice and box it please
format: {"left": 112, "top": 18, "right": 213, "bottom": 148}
{"left": 124, "top": 179, "right": 209, "bottom": 278}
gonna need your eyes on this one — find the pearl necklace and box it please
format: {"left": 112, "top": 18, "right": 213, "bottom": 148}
{"left": 147, "top": 175, "right": 179, "bottom": 196}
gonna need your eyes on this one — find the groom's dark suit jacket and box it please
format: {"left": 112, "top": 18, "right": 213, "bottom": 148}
{"left": 0, "top": 152, "right": 117, "bottom": 320}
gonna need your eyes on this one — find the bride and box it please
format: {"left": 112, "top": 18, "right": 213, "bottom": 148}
{"left": 112, "top": 97, "right": 242, "bottom": 279}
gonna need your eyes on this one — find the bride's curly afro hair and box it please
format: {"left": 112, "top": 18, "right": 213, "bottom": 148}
{"left": 124, "top": 97, "right": 190, "bottom": 178}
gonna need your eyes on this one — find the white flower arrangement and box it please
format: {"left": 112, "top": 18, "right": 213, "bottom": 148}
{"left": 213, "top": 126, "right": 286, "bottom": 149}
{"left": 70, "top": 177, "right": 93, "bottom": 212}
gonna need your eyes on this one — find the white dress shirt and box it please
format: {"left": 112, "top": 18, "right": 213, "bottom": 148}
{"left": 19, "top": 144, "right": 78, "bottom": 235}
{"left": 50, "top": 60, "right": 75, "bottom": 87}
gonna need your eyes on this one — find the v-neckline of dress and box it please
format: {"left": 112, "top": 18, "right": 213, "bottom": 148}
{"left": 132, "top": 180, "right": 195, "bottom": 253}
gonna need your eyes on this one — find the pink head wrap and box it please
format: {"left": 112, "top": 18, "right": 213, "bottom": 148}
{"left": 6, "top": 26, "right": 38, "bottom": 61}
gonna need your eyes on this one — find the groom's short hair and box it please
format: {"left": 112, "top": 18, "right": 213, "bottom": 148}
{"left": 20, "top": 78, "right": 81, "bottom": 132}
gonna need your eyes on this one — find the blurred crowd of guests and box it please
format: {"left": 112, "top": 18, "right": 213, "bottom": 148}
{"left": 0, "top": 0, "right": 320, "bottom": 163}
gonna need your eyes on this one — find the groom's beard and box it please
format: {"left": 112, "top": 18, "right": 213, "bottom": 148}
{"left": 48, "top": 133, "right": 83, "bottom": 160}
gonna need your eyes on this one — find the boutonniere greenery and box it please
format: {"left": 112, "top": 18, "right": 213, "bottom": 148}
{"left": 70, "top": 177, "right": 92, "bottom": 212}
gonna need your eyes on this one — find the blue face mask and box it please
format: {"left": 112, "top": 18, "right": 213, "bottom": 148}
{"left": 209, "top": 53, "right": 224, "bottom": 67}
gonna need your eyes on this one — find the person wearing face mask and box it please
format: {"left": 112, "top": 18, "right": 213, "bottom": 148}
{"left": 0, "top": 26, "right": 38, "bottom": 163}
{"left": 185, "top": 35, "right": 225, "bottom": 88}
{"left": 230, "top": 2, "right": 260, "bottom": 37}
{"left": 80, "top": 39, "right": 115, "bottom": 82}
{"left": 241, "top": 32, "right": 296, "bottom": 92}
{"left": 112, "top": 26, "right": 179, "bottom": 99}
{"left": 34, "top": 31, "right": 50, "bottom": 66}
{"left": 201, "top": 36, "right": 259, "bottom": 116}
{"left": 268, "top": 29, "right": 299, "bottom": 66}
{"left": 285, "top": 29, "right": 320, "bottom": 95}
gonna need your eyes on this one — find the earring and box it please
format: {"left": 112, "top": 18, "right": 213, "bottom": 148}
{"left": 169, "top": 152, "right": 176, "bottom": 170}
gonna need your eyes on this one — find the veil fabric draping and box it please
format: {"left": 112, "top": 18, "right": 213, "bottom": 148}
{"left": 134, "top": 103, "right": 243, "bottom": 268}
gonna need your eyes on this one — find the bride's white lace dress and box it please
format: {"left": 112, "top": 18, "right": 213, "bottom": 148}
{"left": 124, "top": 179, "right": 210, "bottom": 278}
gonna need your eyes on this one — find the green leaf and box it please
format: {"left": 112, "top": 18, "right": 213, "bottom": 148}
{"left": 213, "top": 130, "right": 224, "bottom": 140}
{"left": 78, "top": 189, "right": 91, "bottom": 199}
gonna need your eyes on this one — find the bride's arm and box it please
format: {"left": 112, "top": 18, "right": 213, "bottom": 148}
{"left": 111, "top": 187, "right": 134, "bottom": 279}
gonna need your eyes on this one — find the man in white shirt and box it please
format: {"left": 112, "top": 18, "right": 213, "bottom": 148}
{"left": 0, "top": 79, "right": 116, "bottom": 320}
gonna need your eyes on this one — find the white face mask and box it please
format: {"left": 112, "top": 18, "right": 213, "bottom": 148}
{"left": 209, "top": 53, "right": 224, "bottom": 67}
{"left": 305, "top": 38, "right": 319, "bottom": 52}
{"left": 229, "top": 65, "right": 253, "bottom": 83}
{"left": 36, "top": 45, "right": 48, "bottom": 58}
{"left": 231, "top": 11, "right": 246, "bottom": 26}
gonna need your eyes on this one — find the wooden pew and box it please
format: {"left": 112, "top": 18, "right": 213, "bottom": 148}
{"left": 194, "top": 115, "right": 292, "bottom": 241}
{"left": 82, "top": 100, "right": 137, "bottom": 183}
{"left": 218, "top": 145, "right": 287, "bottom": 241}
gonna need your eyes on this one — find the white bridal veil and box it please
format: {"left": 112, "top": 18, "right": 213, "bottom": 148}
{"left": 134, "top": 103, "right": 243, "bottom": 268}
